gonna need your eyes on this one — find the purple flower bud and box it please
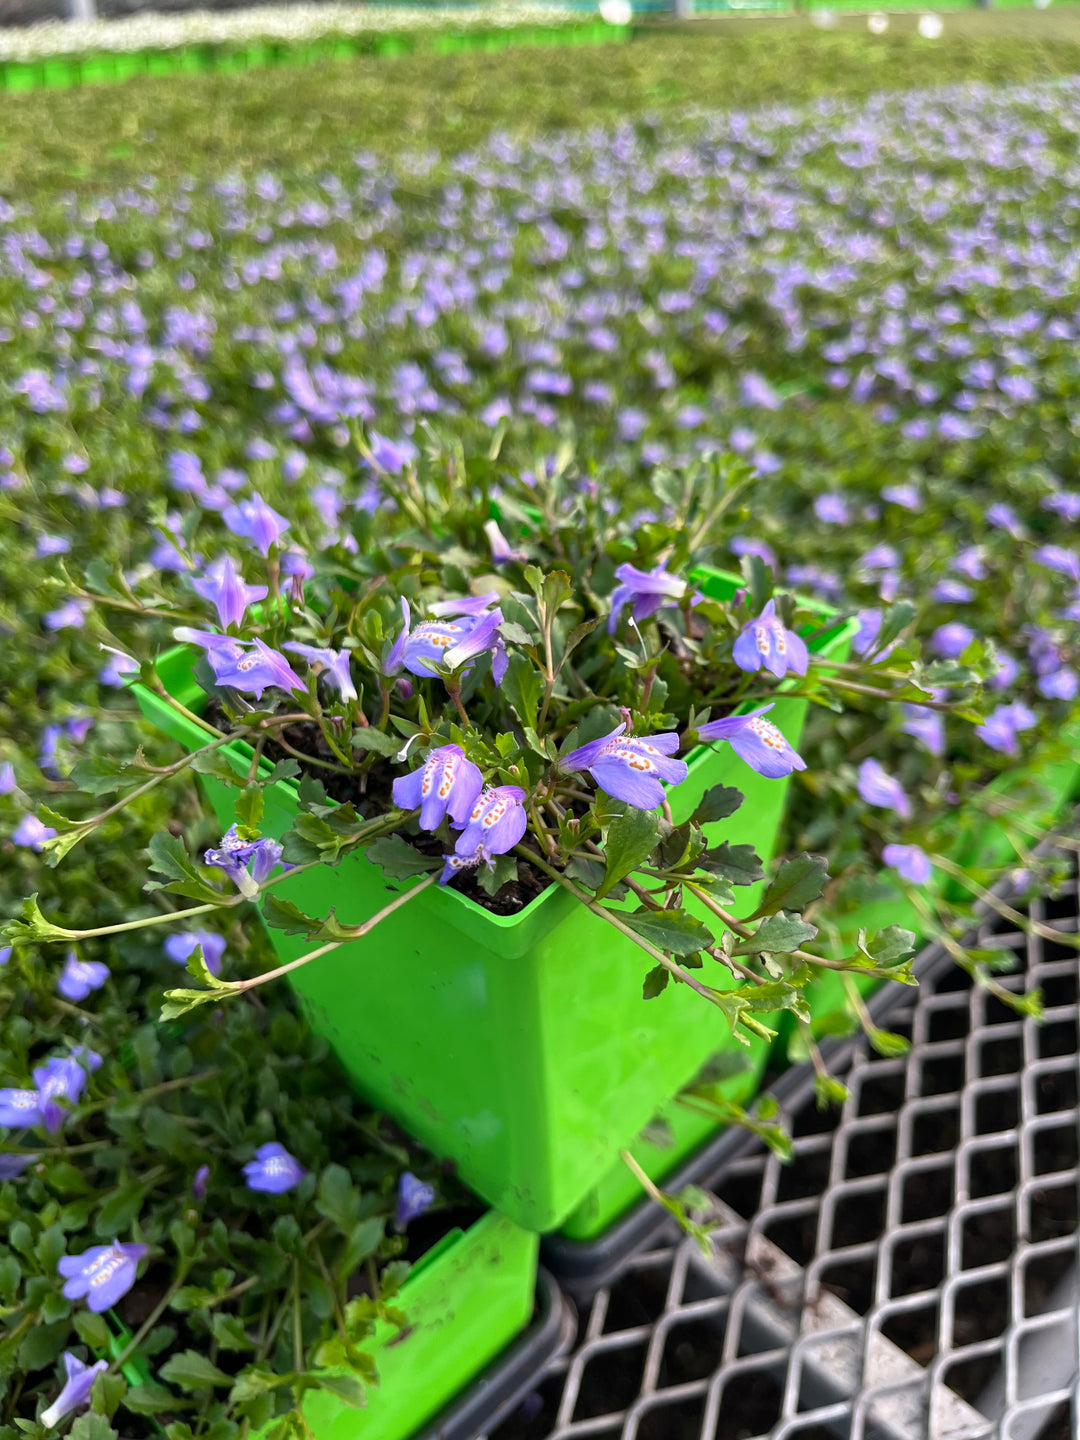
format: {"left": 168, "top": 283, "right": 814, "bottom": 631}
{"left": 395, "top": 1171, "right": 436, "bottom": 1226}
{"left": 191, "top": 555, "right": 268, "bottom": 630}
{"left": 607, "top": 563, "right": 686, "bottom": 634}
{"left": 40, "top": 1352, "right": 109, "bottom": 1429}
{"left": 164, "top": 931, "right": 226, "bottom": 977}
{"left": 696, "top": 705, "right": 806, "bottom": 780}
{"left": 857, "top": 759, "right": 911, "bottom": 818}
{"left": 561, "top": 725, "right": 688, "bottom": 809}
{"left": 732, "top": 600, "right": 809, "bottom": 679}
{"left": 192, "top": 1164, "right": 210, "bottom": 1200}
{"left": 282, "top": 643, "right": 357, "bottom": 702}
{"left": 243, "top": 1141, "right": 306, "bottom": 1193}
{"left": 882, "top": 844, "right": 933, "bottom": 886}
{"left": 392, "top": 745, "right": 484, "bottom": 831}
{"left": 484, "top": 520, "right": 527, "bottom": 565}
{"left": 222, "top": 493, "right": 290, "bottom": 556}
{"left": 58, "top": 1241, "right": 148, "bottom": 1312}
{"left": 99, "top": 646, "right": 140, "bottom": 688}
{"left": 57, "top": 954, "right": 109, "bottom": 1003}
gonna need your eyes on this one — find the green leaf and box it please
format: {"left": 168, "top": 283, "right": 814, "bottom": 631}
{"left": 350, "top": 728, "right": 402, "bottom": 757}
{"left": 69, "top": 754, "right": 140, "bottom": 797}
{"left": 477, "top": 854, "right": 517, "bottom": 898}
{"left": 211, "top": 1313, "right": 254, "bottom": 1352}
{"left": 17, "top": 1320, "right": 68, "bottom": 1372}
{"left": 690, "top": 784, "right": 744, "bottom": 825}
{"left": 858, "top": 926, "right": 918, "bottom": 966}
{"left": 158, "top": 1350, "right": 233, "bottom": 1391}
{"left": 741, "top": 552, "right": 771, "bottom": 613}
{"left": 598, "top": 808, "right": 659, "bottom": 899}
{"left": 228, "top": 1368, "right": 289, "bottom": 1405}
{"left": 1, "top": 893, "right": 71, "bottom": 943}
{"left": 733, "top": 912, "right": 818, "bottom": 956}
{"left": 184, "top": 944, "right": 231, "bottom": 991}
{"left": 317, "top": 1373, "right": 368, "bottom": 1410}
{"left": 159, "top": 988, "right": 224, "bottom": 1022}
{"left": 144, "top": 833, "right": 222, "bottom": 903}
{"left": 316, "top": 1164, "right": 361, "bottom": 1232}
{"left": 867, "top": 1027, "right": 912, "bottom": 1058}
{"left": 622, "top": 908, "right": 713, "bottom": 956}
{"left": 502, "top": 650, "right": 543, "bottom": 730}
{"left": 642, "top": 965, "right": 670, "bottom": 999}
{"left": 261, "top": 894, "right": 324, "bottom": 936}
{"left": 751, "top": 853, "right": 829, "bottom": 919}
{"left": 69, "top": 1417, "right": 119, "bottom": 1440}
{"left": 124, "top": 1384, "right": 193, "bottom": 1415}
{"left": 234, "top": 784, "right": 264, "bottom": 831}
{"left": 189, "top": 749, "right": 247, "bottom": 787}
{"left": 700, "top": 842, "right": 764, "bottom": 887}
{"left": 365, "top": 834, "right": 441, "bottom": 881}
{"left": 872, "top": 600, "right": 917, "bottom": 656}
{"left": 815, "top": 1074, "right": 850, "bottom": 1110}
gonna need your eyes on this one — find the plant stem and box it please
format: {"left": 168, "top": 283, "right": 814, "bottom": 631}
{"left": 930, "top": 853, "right": 1080, "bottom": 948}
{"left": 111, "top": 1266, "right": 191, "bottom": 1373}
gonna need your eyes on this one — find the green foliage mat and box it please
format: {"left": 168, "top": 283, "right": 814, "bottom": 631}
{"left": 5, "top": 18, "right": 1080, "bottom": 196}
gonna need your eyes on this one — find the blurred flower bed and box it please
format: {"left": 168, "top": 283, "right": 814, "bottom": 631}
{"left": 0, "top": 3, "right": 592, "bottom": 62}
{"left": 5, "top": 68, "right": 1080, "bottom": 1435}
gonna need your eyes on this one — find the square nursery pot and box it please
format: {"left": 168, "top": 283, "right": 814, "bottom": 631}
{"left": 135, "top": 569, "right": 855, "bottom": 1232}
{"left": 790, "top": 708, "right": 1080, "bottom": 1050}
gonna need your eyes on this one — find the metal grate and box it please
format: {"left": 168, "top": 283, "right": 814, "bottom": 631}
{"left": 488, "top": 858, "right": 1080, "bottom": 1440}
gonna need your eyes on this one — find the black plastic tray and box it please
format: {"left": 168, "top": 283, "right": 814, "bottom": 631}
{"left": 416, "top": 1267, "right": 574, "bottom": 1440}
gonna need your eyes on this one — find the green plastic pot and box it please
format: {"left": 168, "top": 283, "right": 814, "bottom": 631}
{"left": 135, "top": 570, "right": 853, "bottom": 1232}
{"left": 792, "top": 709, "right": 1080, "bottom": 1045}
{"left": 255, "top": 1212, "right": 536, "bottom": 1439}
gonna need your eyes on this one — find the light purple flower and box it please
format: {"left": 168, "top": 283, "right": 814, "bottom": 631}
{"left": 990, "top": 653, "right": 1020, "bottom": 690}
{"left": 0, "top": 761, "right": 14, "bottom": 794}
{"left": 881, "top": 483, "right": 921, "bottom": 511}
{"left": 930, "top": 623, "right": 975, "bottom": 659}
{"left": 1038, "top": 669, "right": 1079, "bottom": 701}
{"left": 243, "top": 1141, "right": 306, "bottom": 1193}
{"left": 40, "top": 1352, "right": 108, "bottom": 1429}
{"left": 204, "top": 825, "right": 283, "bottom": 898}
{"left": 395, "top": 1171, "right": 435, "bottom": 1226}
{"left": 857, "top": 759, "right": 911, "bottom": 818}
{"left": 977, "top": 702, "right": 1038, "bottom": 756}
{"left": 484, "top": 519, "right": 527, "bottom": 565}
{"left": 164, "top": 931, "right": 226, "bottom": 978}
{"left": 392, "top": 744, "right": 484, "bottom": 831}
{"left": 99, "top": 646, "right": 140, "bottom": 688}
{"left": 452, "top": 785, "right": 528, "bottom": 866}
{"left": 57, "top": 954, "right": 109, "bottom": 1003}
{"left": 59, "top": 1242, "right": 148, "bottom": 1312}
{"left": 192, "top": 1164, "right": 210, "bottom": 1200}
{"left": 283, "top": 643, "right": 357, "bottom": 702}
{"left": 33, "top": 1051, "right": 101, "bottom": 1132}
{"left": 191, "top": 555, "right": 268, "bottom": 630}
{"left": 813, "top": 494, "right": 850, "bottom": 525}
{"left": 0, "top": 1088, "right": 46, "bottom": 1130}
{"left": 0, "top": 947, "right": 10, "bottom": 966}
{"left": 733, "top": 599, "right": 809, "bottom": 679}
{"left": 900, "top": 703, "right": 944, "bottom": 756}
{"left": 179, "top": 631, "right": 305, "bottom": 701}
{"left": 222, "top": 493, "right": 289, "bottom": 555}
{"left": 607, "top": 563, "right": 686, "bottom": 634}
{"left": 730, "top": 536, "right": 776, "bottom": 568}
{"left": 883, "top": 843, "right": 933, "bottom": 885}
{"left": 696, "top": 705, "right": 806, "bottom": 780}
{"left": 0, "top": 1153, "right": 33, "bottom": 1178}
{"left": 561, "top": 725, "right": 687, "bottom": 809}
{"left": 392, "top": 600, "right": 507, "bottom": 683}
{"left": 851, "top": 610, "right": 884, "bottom": 659}
{"left": 44, "top": 599, "right": 89, "bottom": 631}
{"left": 1033, "top": 546, "right": 1080, "bottom": 583}
{"left": 366, "top": 431, "right": 417, "bottom": 473}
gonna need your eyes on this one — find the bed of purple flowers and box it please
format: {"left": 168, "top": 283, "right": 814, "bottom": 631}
{"left": 4, "top": 72, "right": 1080, "bottom": 1440}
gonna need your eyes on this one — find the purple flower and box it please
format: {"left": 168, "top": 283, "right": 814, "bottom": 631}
{"left": 395, "top": 1171, "right": 435, "bottom": 1226}
{"left": 813, "top": 494, "right": 850, "bottom": 525}
{"left": 367, "top": 431, "right": 417, "bottom": 473}
{"left": 44, "top": 599, "right": 89, "bottom": 631}
{"left": 222, "top": 493, "right": 289, "bottom": 555}
{"left": 696, "top": 705, "right": 806, "bottom": 780}
{"left": 392, "top": 600, "right": 507, "bottom": 683}
{"left": 452, "top": 785, "right": 528, "bottom": 867}
{"left": 883, "top": 843, "right": 933, "bottom": 885}
{"left": 900, "top": 703, "right": 944, "bottom": 756}
{"left": 561, "top": 726, "right": 688, "bottom": 809}
{"left": 0, "top": 1088, "right": 46, "bottom": 1130}
{"left": 177, "top": 630, "right": 305, "bottom": 701}
{"left": 40, "top": 1352, "right": 109, "bottom": 1429}
{"left": 1033, "top": 546, "right": 1080, "bottom": 583}
{"left": 730, "top": 536, "right": 776, "bottom": 568}
{"left": 977, "top": 702, "right": 1038, "bottom": 756}
{"left": 1038, "top": 669, "right": 1079, "bottom": 701}
{"left": 0, "top": 761, "right": 15, "bottom": 794}
{"left": 33, "top": 1051, "right": 101, "bottom": 1132}
{"left": 283, "top": 643, "right": 357, "bottom": 702}
{"left": 987, "top": 503, "right": 1023, "bottom": 538}
{"left": 857, "top": 759, "right": 911, "bottom": 819}
{"left": 243, "top": 1141, "right": 306, "bottom": 1193}
{"left": 191, "top": 555, "right": 268, "bottom": 630}
{"left": 732, "top": 599, "right": 809, "bottom": 679}
{"left": 59, "top": 1242, "right": 148, "bottom": 1312}
{"left": 0, "top": 1153, "right": 33, "bottom": 1178}
{"left": 392, "top": 744, "right": 484, "bottom": 831}
{"left": 204, "top": 825, "right": 283, "bottom": 899}
{"left": 99, "top": 646, "right": 140, "bottom": 688}
{"left": 930, "top": 623, "right": 975, "bottom": 659}
{"left": 192, "top": 1164, "right": 210, "bottom": 1200}
{"left": 57, "top": 954, "right": 109, "bottom": 1002}
{"left": 990, "top": 653, "right": 1020, "bottom": 690}
{"left": 881, "top": 483, "right": 921, "bottom": 511}
{"left": 933, "top": 579, "right": 973, "bottom": 604}
{"left": 0, "top": 947, "right": 10, "bottom": 966}
{"left": 607, "top": 563, "right": 686, "bottom": 634}
{"left": 164, "top": 931, "right": 226, "bottom": 978}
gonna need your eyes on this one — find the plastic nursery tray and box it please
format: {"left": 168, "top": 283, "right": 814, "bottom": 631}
{"left": 541, "top": 850, "right": 1034, "bottom": 1300}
